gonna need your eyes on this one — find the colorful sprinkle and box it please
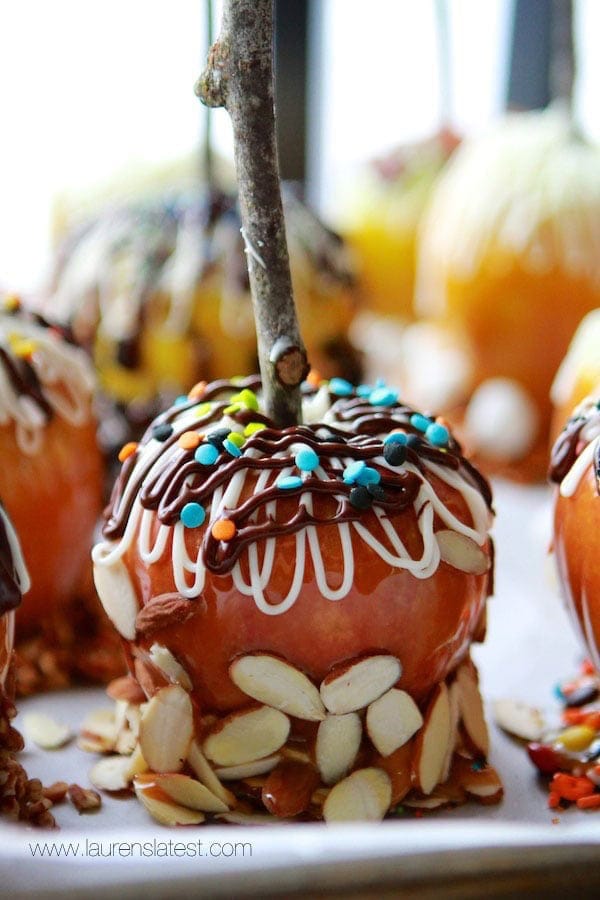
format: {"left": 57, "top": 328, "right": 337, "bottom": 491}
{"left": 211, "top": 519, "right": 236, "bottom": 541}
{"left": 227, "top": 431, "right": 245, "bottom": 449}
{"left": 349, "top": 485, "right": 372, "bottom": 510}
{"left": 295, "top": 446, "right": 319, "bottom": 472}
{"left": 369, "top": 386, "right": 398, "bottom": 407}
{"left": 224, "top": 402, "right": 242, "bottom": 415}
{"left": 356, "top": 384, "right": 372, "bottom": 398}
{"left": 3, "top": 294, "right": 20, "bottom": 312}
{"left": 276, "top": 475, "right": 304, "bottom": 490}
{"left": 406, "top": 434, "right": 422, "bottom": 449}
{"left": 178, "top": 431, "right": 202, "bottom": 451}
{"left": 384, "top": 431, "right": 407, "bottom": 446}
{"left": 244, "top": 422, "right": 266, "bottom": 437}
{"left": 174, "top": 395, "right": 189, "bottom": 407}
{"left": 118, "top": 442, "right": 138, "bottom": 463}
{"left": 223, "top": 438, "right": 242, "bottom": 457}
{"left": 11, "top": 338, "right": 37, "bottom": 358}
{"left": 188, "top": 381, "right": 207, "bottom": 401}
{"left": 329, "top": 377, "right": 354, "bottom": 397}
{"left": 410, "top": 413, "right": 431, "bottom": 433}
{"left": 384, "top": 443, "right": 407, "bottom": 466}
{"left": 306, "top": 370, "right": 322, "bottom": 387}
{"left": 180, "top": 502, "right": 205, "bottom": 528}
{"left": 207, "top": 428, "right": 230, "bottom": 448}
{"left": 368, "top": 483, "right": 385, "bottom": 501}
{"left": 555, "top": 726, "right": 596, "bottom": 752}
{"left": 152, "top": 423, "right": 173, "bottom": 442}
{"left": 235, "top": 389, "right": 259, "bottom": 411}
{"left": 194, "top": 402, "right": 213, "bottom": 418}
{"left": 426, "top": 422, "right": 450, "bottom": 447}
{"left": 343, "top": 460, "right": 366, "bottom": 483}
{"left": 195, "top": 443, "right": 219, "bottom": 466}
{"left": 356, "top": 466, "right": 381, "bottom": 486}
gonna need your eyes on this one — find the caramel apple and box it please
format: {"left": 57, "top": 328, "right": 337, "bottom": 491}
{"left": 415, "top": 111, "right": 600, "bottom": 478}
{"left": 0, "top": 297, "right": 122, "bottom": 690}
{"left": 550, "top": 310, "right": 600, "bottom": 447}
{"left": 550, "top": 397, "right": 600, "bottom": 669}
{"left": 90, "top": 376, "right": 500, "bottom": 822}
{"left": 0, "top": 502, "right": 56, "bottom": 826}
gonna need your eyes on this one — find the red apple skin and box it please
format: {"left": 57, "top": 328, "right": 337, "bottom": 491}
{"left": 0, "top": 414, "right": 104, "bottom": 636}
{"left": 124, "top": 471, "right": 492, "bottom": 714}
{"left": 554, "top": 464, "right": 600, "bottom": 668}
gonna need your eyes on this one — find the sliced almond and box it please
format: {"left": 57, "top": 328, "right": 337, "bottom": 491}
{"left": 139, "top": 684, "right": 194, "bottom": 773}
{"left": 230, "top": 654, "right": 325, "bottom": 721}
{"left": 23, "top": 713, "right": 72, "bottom": 750}
{"left": 403, "top": 793, "right": 448, "bottom": 810}
{"left": 90, "top": 755, "right": 136, "bottom": 792}
{"left": 320, "top": 655, "right": 401, "bottom": 715}
{"left": 80, "top": 708, "right": 118, "bottom": 746}
{"left": 493, "top": 698, "right": 546, "bottom": 742}
{"left": 107, "top": 676, "right": 146, "bottom": 704}
{"left": 323, "top": 768, "right": 392, "bottom": 823}
{"left": 440, "top": 680, "right": 461, "bottom": 784}
{"left": 187, "top": 740, "right": 235, "bottom": 807}
{"left": 412, "top": 683, "right": 451, "bottom": 795}
{"left": 453, "top": 757, "right": 503, "bottom": 804}
{"left": 93, "top": 557, "right": 139, "bottom": 640}
{"left": 280, "top": 746, "right": 312, "bottom": 765}
{"left": 366, "top": 689, "right": 423, "bottom": 757}
{"left": 134, "top": 781, "right": 205, "bottom": 826}
{"left": 215, "top": 755, "right": 282, "bottom": 781}
{"left": 215, "top": 811, "right": 275, "bottom": 825}
{"left": 149, "top": 644, "right": 193, "bottom": 692}
{"left": 315, "top": 713, "right": 362, "bottom": 785}
{"left": 436, "top": 530, "right": 490, "bottom": 575}
{"left": 203, "top": 706, "right": 290, "bottom": 767}
{"left": 136, "top": 773, "right": 229, "bottom": 813}
{"left": 125, "top": 744, "right": 150, "bottom": 779}
{"left": 456, "top": 661, "right": 489, "bottom": 757}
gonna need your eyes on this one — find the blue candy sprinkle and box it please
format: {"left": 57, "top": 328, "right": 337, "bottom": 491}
{"left": 410, "top": 413, "right": 431, "bottom": 433}
{"left": 195, "top": 443, "right": 219, "bottom": 466}
{"left": 295, "top": 446, "right": 319, "bottom": 472}
{"left": 383, "top": 431, "right": 407, "bottom": 446}
{"left": 356, "top": 384, "right": 372, "bottom": 398}
{"left": 174, "top": 395, "right": 189, "bottom": 406}
{"left": 356, "top": 466, "right": 381, "bottom": 486}
{"left": 426, "top": 422, "right": 449, "bottom": 447}
{"left": 343, "top": 460, "right": 366, "bottom": 483}
{"left": 329, "top": 377, "right": 354, "bottom": 397}
{"left": 375, "top": 377, "right": 386, "bottom": 388}
{"left": 223, "top": 438, "right": 242, "bottom": 457}
{"left": 553, "top": 684, "right": 565, "bottom": 702}
{"left": 369, "top": 387, "right": 398, "bottom": 407}
{"left": 276, "top": 475, "right": 303, "bottom": 490}
{"left": 180, "top": 502, "right": 206, "bottom": 528}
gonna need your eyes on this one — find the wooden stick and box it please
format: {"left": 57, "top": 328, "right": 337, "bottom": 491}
{"left": 195, "top": 0, "right": 308, "bottom": 426}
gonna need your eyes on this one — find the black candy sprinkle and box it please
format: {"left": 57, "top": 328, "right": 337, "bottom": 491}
{"left": 406, "top": 434, "right": 422, "bottom": 449}
{"left": 564, "top": 684, "right": 599, "bottom": 708}
{"left": 349, "top": 485, "right": 373, "bottom": 510}
{"left": 152, "top": 423, "right": 173, "bottom": 442}
{"left": 367, "top": 483, "right": 385, "bottom": 501}
{"left": 207, "top": 428, "right": 230, "bottom": 448}
{"left": 384, "top": 443, "right": 407, "bottom": 466}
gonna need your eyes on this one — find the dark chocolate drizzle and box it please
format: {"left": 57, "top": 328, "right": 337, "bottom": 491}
{"left": 0, "top": 504, "right": 25, "bottom": 615}
{"left": 103, "top": 378, "right": 493, "bottom": 579}
{"left": 549, "top": 400, "right": 600, "bottom": 493}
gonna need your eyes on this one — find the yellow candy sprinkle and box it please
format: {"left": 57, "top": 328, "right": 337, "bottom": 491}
{"left": 555, "top": 725, "right": 596, "bottom": 752}
{"left": 12, "top": 338, "right": 37, "bottom": 358}
{"left": 194, "top": 402, "right": 213, "bottom": 418}
{"left": 244, "top": 422, "right": 266, "bottom": 437}
{"left": 3, "top": 294, "right": 20, "bottom": 312}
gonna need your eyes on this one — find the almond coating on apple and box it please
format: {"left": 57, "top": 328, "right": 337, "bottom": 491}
{"left": 550, "top": 397, "right": 600, "bottom": 669}
{"left": 92, "top": 375, "right": 499, "bottom": 822}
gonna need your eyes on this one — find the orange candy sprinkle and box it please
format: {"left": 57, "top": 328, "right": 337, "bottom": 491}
{"left": 211, "top": 519, "right": 236, "bottom": 542}
{"left": 118, "top": 442, "right": 138, "bottom": 463}
{"left": 576, "top": 794, "right": 600, "bottom": 810}
{"left": 178, "top": 431, "right": 202, "bottom": 451}
{"left": 188, "top": 381, "right": 207, "bottom": 401}
{"left": 306, "top": 370, "right": 322, "bottom": 387}
{"left": 551, "top": 773, "right": 596, "bottom": 802}
{"left": 582, "top": 659, "right": 596, "bottom": 677}
{"left": 548, "top": 791, "right": 562, "bottom": 809}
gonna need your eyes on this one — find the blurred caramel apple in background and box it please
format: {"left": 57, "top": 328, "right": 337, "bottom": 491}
{"left": 550, "top": 309, "right": 600, "bottom": 445}
{"left": 411, "top": 111, "right": 600, "bottom": 478}
{"left": 340, "top": 129, "right": 459, "bottom": 321}
{"left": 42, "top": 186, "right": 360, "bottom": 443}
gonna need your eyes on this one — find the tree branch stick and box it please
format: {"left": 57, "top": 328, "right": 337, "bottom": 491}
{"left": 195, "top": 0, "right": 308, "bottom": 426}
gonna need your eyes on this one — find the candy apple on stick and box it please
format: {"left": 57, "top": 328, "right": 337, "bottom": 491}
{"left": 90, "top": 0, "right": 501, "bottom": 823}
